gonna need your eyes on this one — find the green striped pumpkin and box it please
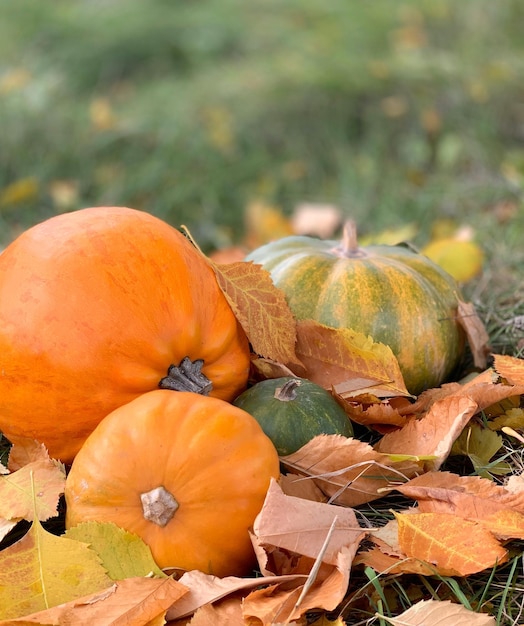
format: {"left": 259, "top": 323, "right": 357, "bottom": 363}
{"left": 233, "top": 377, "right": 353, "bottom": 455}
{"left": 245, "top": 222, "right": 466, "bottom": 395}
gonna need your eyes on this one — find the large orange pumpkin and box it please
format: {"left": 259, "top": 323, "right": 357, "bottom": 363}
{"left": 0, "top": 207, "right": 250, "bottom": 462}
{"left": 65, "top": 390, "right": 280, "bottom": 577}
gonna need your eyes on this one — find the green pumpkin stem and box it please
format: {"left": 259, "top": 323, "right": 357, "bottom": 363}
{"left": 159, "top": 357, "right": 213, "bottom": 395}
{"left": 332, "top": 220, "right": 367, "bottom": 259}
{"left": 274, "top": 378, "right": 302, "bottom": 401}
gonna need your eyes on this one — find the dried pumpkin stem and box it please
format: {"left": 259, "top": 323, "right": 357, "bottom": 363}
{"left": 159, "top": 356, "right": 213, "bottom": 395}
{"left": 274, "top": 378, "right": 301, "bottom": 402}
{"left": 141, "top": 485, "right": 179, "bottom": 527}
{"left": 331, "top": 220, "right": 367, "bottom": 259}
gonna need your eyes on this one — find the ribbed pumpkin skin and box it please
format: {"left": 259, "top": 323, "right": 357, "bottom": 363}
{"left": 0, "top": 207, "right": 250, "bottom": 462}
{"left": 65, "top": 390, "right": 280, "bottom": 577}
{"left": 246, "top": 234, "right": 465, "bottom": 395}
{"left": 233, "top": 377, "right": 354, "bottom": 455}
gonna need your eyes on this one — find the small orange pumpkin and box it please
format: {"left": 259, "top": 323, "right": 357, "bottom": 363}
{"left": 65, "top": 390, "right": 280, "bottom": 577}
{"left": 0, "top": 207, "right": 250, "bottom": 462}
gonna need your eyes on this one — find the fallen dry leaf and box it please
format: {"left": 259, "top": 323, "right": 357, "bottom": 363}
{"left": 456, "top": 300, "right": 491, "bottom": 369}
{"left": 395, "top": 511, "right": 508, "bottom": 576}
{"left": 165, "top": 571, "right": 306, "bottom": 621}
{"left": 253, "top": 479, "right": 366, "bottom": 569}
{"left": 336, "top": 395, "right": 409, "bottom": 430}
{"left": 243, "top": 547, "right": 355, "bottom": 625}
{"left": 392, "top": 471, "right": 524, "bottom": 518}
{"left": 375, "top": 395, "right": 479, "bottom": 470}
{"left": 0, "top": 576, "right": 187, "bottom": 626}
{"left": 6, "top": 439, "right": 59, "bottom": 472}
{"left": 493, "top": 353, "right": 524, "bottom": 385}
{"left": 0, "top": 443, "right": 66, "bottom": 539}
{"left": 292, "top": 320, "right": 411, "bottom": 398}
{"left": 212, "top": 260, "right": 299, "bottom": 366}
{"left": 181, "top": 596, "right": 246, "bottom": 626}
{"left": 278, "top": 473, "right": 327, "bottom": 503}
{"left": 381, "top": 598, "right": 496, "bottom": 625}
{"left": 290, "top": 203, "right": 342, "bottom": 238}
{"left": 280, "top": 435, "right": 422, "bottom": 507}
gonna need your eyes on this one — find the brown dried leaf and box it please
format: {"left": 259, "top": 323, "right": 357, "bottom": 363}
{"left": 382, "top": 599, "right": 496, "bottom": 626}
{"left": 0, "top": 577, "right": 187, "bottom": 626}
{"left": 395, "top": 511, "right": 507, "bottom": 576}
{"left": 337, "top": 396, "right": 409, "bottom": 430}
{"left": 278, "top": 473, "right": 327, "bottom": 503}
{"left": 253, "top": 479, "right": 366, "bottom": 568}
{"left": 292, "top": 321, "right": 411, "bottom": 398}
{"left": 165, "top": 571, "right": 305, "bottom": 621}
{"left": 212, "top": 261, "right": 299, "bottom": 365}
{"left": 243, "top": 547, "right": 355, "bottom": 625}
{"left": 280, "top": 435, "right": 422, "bottom": 507}
{"left": 250, "top": 356, "right": 297, "bottom": 381}
{"left": 185, "top": 596, "right": 246, "bottom": 626}
{"left": 354, "top": 546, "right": 437, "bottom": 576}
{"left": 493, "top": 353, "right": 524, "bottom": 385}
{"left": 393, "top": 471, "right": 524, "bottom": 518}
{"left": 7, "top": 439, "right": 57, "bottom": 472}
{"left": 457, "top": 300, "right": 491, "bottom": 369}
{"left": 375, "top": 395, "right": 479, "bottom": 471}
{"left": 0, "top": 443, "right": 66, "bottom": 530}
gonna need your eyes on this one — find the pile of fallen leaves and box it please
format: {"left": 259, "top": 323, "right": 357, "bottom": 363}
{"left": 1, "top": 218, "right": 523, "bottom": 626}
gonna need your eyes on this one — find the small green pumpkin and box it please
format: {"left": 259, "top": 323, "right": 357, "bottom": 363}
{"left": 233, "top": 376, "right": 353, "bottom": 455}
{"left": 245, "top": 221, "right": 466, "bottom": 394}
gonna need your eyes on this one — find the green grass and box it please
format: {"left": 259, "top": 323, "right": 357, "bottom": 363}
{"left": 0, "top": 1, "right": 523, "bottom": 623}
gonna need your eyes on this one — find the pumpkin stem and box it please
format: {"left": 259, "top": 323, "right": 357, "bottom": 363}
{"left": 141, "top": 486, "right": 179, "bottom": 527}
{"left": 331, "top": 220, "right": 367, "bottom": 259}
{"left": 275, "top": 378, "right": 302, "bottom": 401}
{"left": 159, "top": 357, "right": 213, "bottom": 395}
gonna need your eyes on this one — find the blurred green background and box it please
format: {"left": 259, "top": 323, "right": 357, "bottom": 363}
{"left": 1, "top": 0, "right": 523, "bottom": 262}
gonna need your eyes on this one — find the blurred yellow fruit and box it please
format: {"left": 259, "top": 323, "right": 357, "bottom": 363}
{"left": 422, "top": 238, "right": 484, "bottom": 283}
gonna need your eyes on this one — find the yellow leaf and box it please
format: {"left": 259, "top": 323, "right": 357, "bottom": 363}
{"left": 64, "top": 521, "right": 166, "bottom": 580}
{"left": 422, "top": 237, "right": 484, "bottom": 282}
{"left": 0, "top": 446, "right": 65, "bottom": 535}
{"left": 358, "top": 223, "right": 418, "bottom": 246}
{"left": 244, "top": 200, "right": 294, "bottom": 249}
{"left": 0, "top": 517, "right": 111, "bottom": 619}
{"left": 212, "top": 260, "right": 299, "bottom": 366}
{"left": 395, "top": 511, "right": 507, "bottom": 576}
{"left": 0, "top": 577, "right": 187, "bottom": 625}
{"left": 294, "top": 320, "right": 411, "bottom": 398}
{"left": 89, "top": 97, "right": 117, "bottom": 131}
{"left": 0, "top": 68, "right": 31, "bottom": 94}
{"left": 0, "top": 177, "right": 39, "bottom": 209}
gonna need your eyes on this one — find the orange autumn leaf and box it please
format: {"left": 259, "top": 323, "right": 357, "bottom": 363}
{"left": 293, "top": 320, "right": 411, "bottom": 398}
{"left": 456, "top": 300, "right": 491, "bottom": 369}
{"left": 477, "top": 508, "right": 524, "bottom": 540}
{"left": 0, "top": 576, "right": 187, "bottom": 625}
{"left": 375, "top": 395, "right": 479, "bottom": 471}
{"left": 336, "top": 395, "right": 409, "bottom": 430}
{"left": 244, "top": 547, "right": 355, "bottom": 625}
{"left": 493, "top": 353, "right": 524, "bottom": 385}
{"left": 394, "top": 511, "right": 508, "bottom": 576}
{"left": 393, "top": 471, "right": 524, "bottom": 518}
{"left": 186, "top": 597, "right": 246, "bottom": 626}
{"left": 253, "top": 479, "right": 366, "bottom": 569}
{"left": 354, "top": 546, "right": 437, "bottom": 577}
{"left": 165, "top": 570, "right": 305, "bottom": 622}
{"left": 211, "top": 260, "right": 299, "bottom": 366}
{"left": 280, "top": 435, "right": 422, "bottom": 507}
